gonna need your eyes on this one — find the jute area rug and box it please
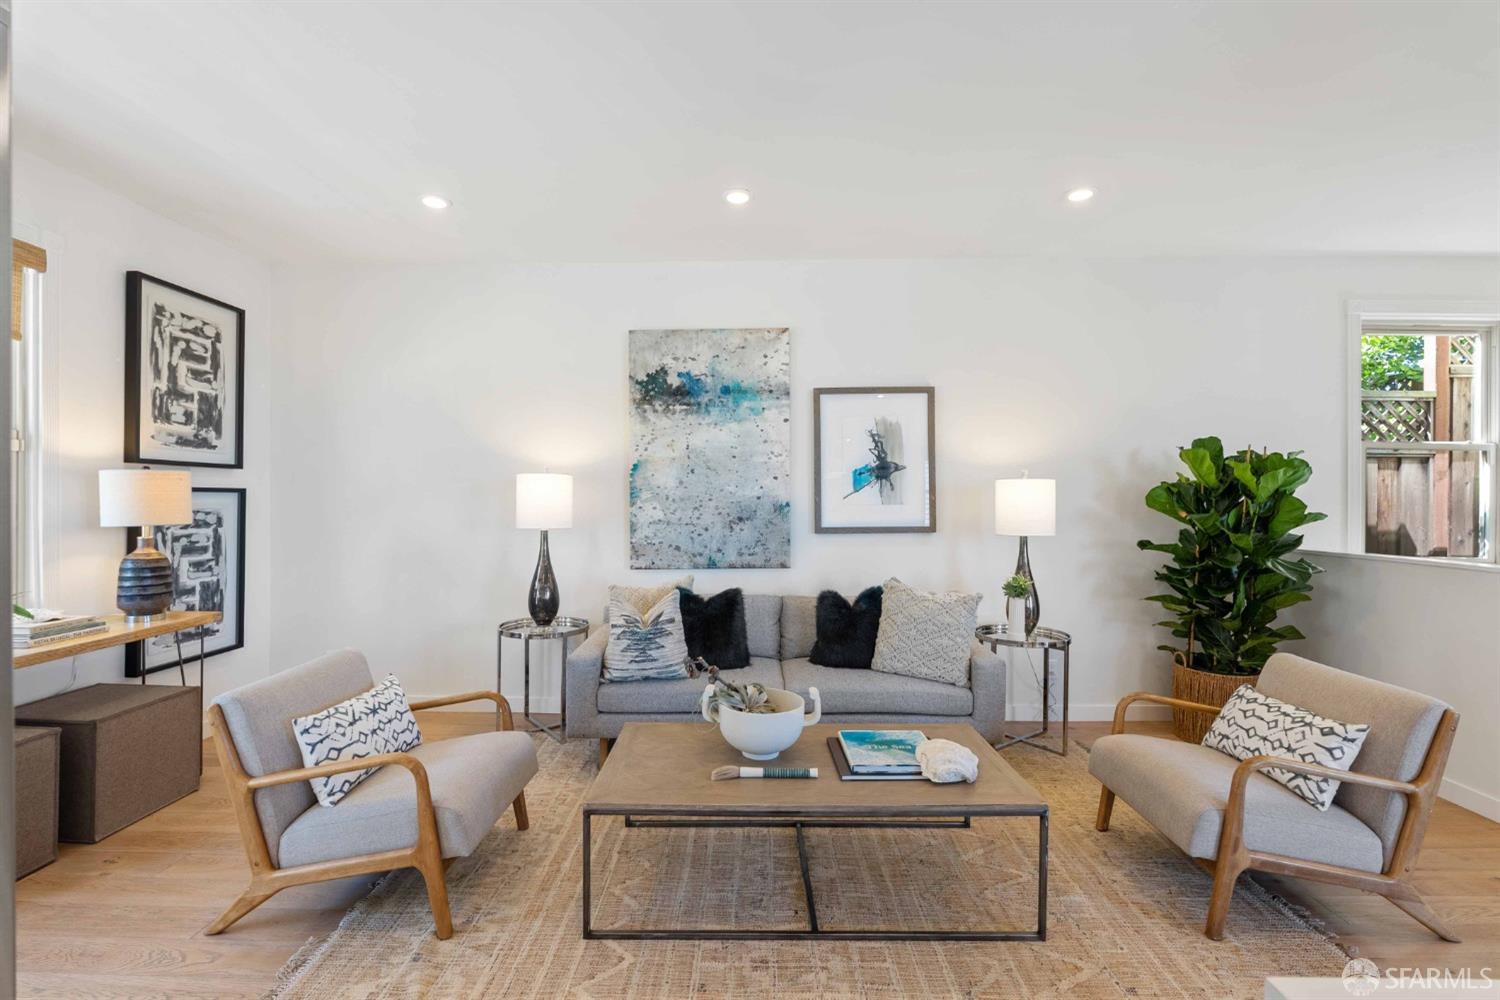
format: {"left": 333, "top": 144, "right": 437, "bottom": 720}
{"left": 270, "top": 734, "right": 1348, "bottom": 999}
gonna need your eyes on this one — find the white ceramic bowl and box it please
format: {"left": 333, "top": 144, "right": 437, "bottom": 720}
{"left": 701, "top": 684, "right": 822, "bottom": 760}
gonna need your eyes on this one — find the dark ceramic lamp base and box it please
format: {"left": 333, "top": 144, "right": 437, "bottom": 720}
{"left": 528, "top": 529, "right": 560, "bottom": 626}
{"left": 118, "top": 534, "right": 174, "bottom": 621}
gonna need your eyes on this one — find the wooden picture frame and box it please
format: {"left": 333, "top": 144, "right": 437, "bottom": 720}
{"left": 124, "top": 487, "right": 247, "bottom": 677}
{"left": 813, "top": 386, "right": 936, "bottom": 533}
{"left": 125, "top": 271, "right": 245, "bottom": 468}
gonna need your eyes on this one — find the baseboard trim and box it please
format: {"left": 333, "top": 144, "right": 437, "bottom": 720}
{"left": 1007, "top": 701, "right": 1172, "bottom": 723}
{"left": 1439, "top": 775, "right": 1500, "bottom": 822}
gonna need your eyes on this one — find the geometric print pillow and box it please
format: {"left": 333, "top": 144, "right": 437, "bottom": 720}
{"left": 291, "top": 674, "right": 423, "bottom": 808}
{"left": 602, "top": 588, "right": 692, "bottom": 683}
{"left": 1202, "top": 684, "right": 1370, "bottom": 811}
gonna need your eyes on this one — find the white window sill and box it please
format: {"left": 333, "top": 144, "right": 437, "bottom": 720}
{"left": 1303, "top": 549, "right": 1500, "bottom": 575}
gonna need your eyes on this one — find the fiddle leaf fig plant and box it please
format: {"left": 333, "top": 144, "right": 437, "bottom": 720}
{"left": 1138, "top": 437, "right": 1326, "bottom": 676}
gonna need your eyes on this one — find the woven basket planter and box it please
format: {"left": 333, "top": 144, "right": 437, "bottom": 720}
{"left": 1170, "top": 654, "right": 1256, "bottom": 742}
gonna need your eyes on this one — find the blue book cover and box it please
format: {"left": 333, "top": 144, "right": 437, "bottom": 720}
{"left": 837, "top": 730, "right": 926, "bottom": 772}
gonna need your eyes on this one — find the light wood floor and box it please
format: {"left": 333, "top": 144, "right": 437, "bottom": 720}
{"left": 14, "top": 714, "right": 1500, "bottom": 998}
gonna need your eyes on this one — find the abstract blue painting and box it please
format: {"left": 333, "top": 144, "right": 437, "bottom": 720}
{"left": 628, "top": 328, "right": 790, "bottom": 568}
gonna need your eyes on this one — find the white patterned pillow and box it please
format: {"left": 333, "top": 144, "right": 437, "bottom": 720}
{"left": 292, "top": 674, "right": 423, "bottom": 807}
{"left": 602, "top": 588, "right": 692, "bottom": 682}
{"left": 1202, "top": 685, "right": 1370, "bottom": 810}
{"left": 870, "top": 577, "right": 980, "bottom": 688}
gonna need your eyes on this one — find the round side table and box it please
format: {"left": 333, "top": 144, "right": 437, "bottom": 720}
{"left": 498, "top": 617, "right": 589, "bottom": 742}
{"left": 975, "top": 623, "right": 1072, "bottom": 756}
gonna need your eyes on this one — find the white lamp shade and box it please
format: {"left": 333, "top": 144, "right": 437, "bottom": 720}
{"left": 98, "top": 469, "right": 193, "bottom": 528}
{"left": 994, "top": 478, "right": 1056, "bottom": 537}
{"left": 516, "top": 473, "right": 573, "bottom": 530}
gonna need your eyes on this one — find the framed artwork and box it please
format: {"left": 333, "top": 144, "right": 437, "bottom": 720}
{"left": 628, "top": 328, "right": 791, "bottom": 568}
{"left": 813, "top": 386, "right": 936, "bottom": 533}
{"left": 125, "top": 271, "right": 245, "bottom": 468}
{"left": 125, "top": 487, "right": 246, "bottom": 677}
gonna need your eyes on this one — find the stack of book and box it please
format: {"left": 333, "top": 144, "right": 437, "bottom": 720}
{"left": 13, "top": 613, "right": 108, "bottom": 649}
{"left": 828, "top": 729, "right": 928, "bottom": 781}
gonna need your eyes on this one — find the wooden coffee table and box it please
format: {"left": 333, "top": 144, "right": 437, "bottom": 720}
{"left": 582, "top": 721, "right": 1049, "bottom": 941}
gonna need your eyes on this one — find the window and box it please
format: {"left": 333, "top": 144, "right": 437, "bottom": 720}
{"left": 1349, "top": 304, "right": 1498, "bottom": 563}
{"left": 11, "top": 238, "right": 46, "bottom": 605}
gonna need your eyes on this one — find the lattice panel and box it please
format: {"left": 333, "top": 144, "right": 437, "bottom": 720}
{"left": 1361, "top": 396, "right": 1433, "bottom": 442}
{"left": 1450, "top": 336, "right": 1476, "bottom": 367}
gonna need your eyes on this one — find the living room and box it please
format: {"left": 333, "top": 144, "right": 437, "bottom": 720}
{"left": 2, "top": 2, "right": 1498, "bottom": 998}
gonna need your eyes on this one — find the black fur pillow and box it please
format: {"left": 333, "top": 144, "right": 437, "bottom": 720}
{"left": 809, "top": 586, "right": 883, "bottom": 669}
{"left": 676, "top": 587, "right": 750, "bottom": 670}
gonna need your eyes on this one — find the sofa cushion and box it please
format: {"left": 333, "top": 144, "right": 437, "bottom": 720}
{"left": 870, "top": 577, "right": 980, "bottom": 687}
{"left": 277, "top": 730, "right": 537, "bottom": 868}
{"left": 678, "top": 587, "right": 750, "bottom": 670}
{"left": 597, "top": 657, "right": 783, "bottom": 714}
{"left": 743, "top": 594, "right": 781, "bottom": 660}
{"left": 780, "top": 595, "right": 818, "bottom": 660}
{"left": 810, "top": 586, "right": 882, "bottom": 669}
{"left": 1089, "top": 733, "right": 1384, "bottom": 873}
{"left": 782, "top": 658, "right": 973, "bottom": 716}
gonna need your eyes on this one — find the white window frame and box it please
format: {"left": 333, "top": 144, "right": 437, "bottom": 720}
{"left": 12, "top": 264, "right": 45, "bottom": 604}
{"left": 1345, "top": 300, "right": 1500, "bottom": 567}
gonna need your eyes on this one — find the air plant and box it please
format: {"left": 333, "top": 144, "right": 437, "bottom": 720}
{"left": 1001, "top": 575, "right": 1032, "bottom": 600}
{"left": 705, "top": 679, "right": 778, "bottom": 721}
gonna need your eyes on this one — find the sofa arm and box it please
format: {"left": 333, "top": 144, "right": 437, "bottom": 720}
{"left": 564, "top": 626, "right": 609, "bottom": 739}
{"left": 968, "top": 639, "right": 1007, "bottom": 744}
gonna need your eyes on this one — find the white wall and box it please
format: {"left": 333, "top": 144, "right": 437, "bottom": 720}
{"left": 1290, "top": 553, "right": 1500, "bottom": 820}
{"left": 11, "top": 150, "right": 274, "bottom": 709}
{"left": 265, "top": 255, "right": 1499, "bottom": 739}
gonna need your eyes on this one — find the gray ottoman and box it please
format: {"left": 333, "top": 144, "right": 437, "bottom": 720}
{"left": 13, "top": 726, "right": 61, "bottom": 877}
{"left": 16, "top": 684, "right": 201, "bottom": 843}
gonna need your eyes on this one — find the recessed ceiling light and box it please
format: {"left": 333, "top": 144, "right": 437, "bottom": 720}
{"left": 724, "top": 188, "right": 751, "bottom": 206}
{"left": 1066, "top": 187, "right": 1095, "bottom": 203}
{"left": 421, "top": 194, "right": 451, "bottom": 210}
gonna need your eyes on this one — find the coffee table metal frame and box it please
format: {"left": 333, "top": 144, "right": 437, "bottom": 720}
{"left": 581, "top": 805, "right": 1048, "bottom": 942}
{"left": 976, "top": 623, "right": 1072, "bottom": 756}
{"left": 496, "top": 616, "right": 589, "bottom": 742}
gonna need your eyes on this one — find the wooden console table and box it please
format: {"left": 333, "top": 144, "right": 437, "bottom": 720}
{"left": 13, "top": 611, "right": 221, "bottom": 682}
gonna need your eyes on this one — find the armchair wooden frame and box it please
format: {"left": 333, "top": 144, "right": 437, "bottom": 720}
{"left": 1094, "top": 692, "right": 1460, "bottom": 942}
{"left": 206, "top": 690, "right": 527, "bottom": 940}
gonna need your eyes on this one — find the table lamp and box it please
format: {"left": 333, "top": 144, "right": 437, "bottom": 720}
{"left": 516, "top": 472, "right": 573, "bottom": 626}
{"left": 99, "top": 469, "right": 192, "bottom": 621}
{"left": 994, "top": 475, "right": 1055, "bottom": 636}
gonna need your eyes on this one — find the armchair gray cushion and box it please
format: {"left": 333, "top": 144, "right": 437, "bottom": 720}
{"left": 1255, "top": 653, "right": 1447, "bottom": 867}
{"left": 1090, "top": 734, "right": 1384, "bottom": 873}
{"left": 214, "top": 649, "right": 376, "bottom": 867}
{"left": 277, "top": 730, "right": 537, "bottom": 868}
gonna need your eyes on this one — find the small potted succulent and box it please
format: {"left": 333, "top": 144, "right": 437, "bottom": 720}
{"left": 701, "top": 678, "right": 821, "bottom": 760}
{"left": 1001, "top": 574, "right": 1032, "bottom": 639}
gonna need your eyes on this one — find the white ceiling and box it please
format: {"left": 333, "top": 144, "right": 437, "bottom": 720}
{"left": 15, "top": 1, "right": 1500, "bottom": 264}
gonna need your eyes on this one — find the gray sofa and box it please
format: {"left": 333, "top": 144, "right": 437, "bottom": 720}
{"left": 565, "top": 593, "right": 1006, "bottom": 747}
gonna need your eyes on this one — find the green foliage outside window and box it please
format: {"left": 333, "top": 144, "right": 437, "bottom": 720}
{"left": 1361, "top": 335, "right": 1424, "bottom": 391}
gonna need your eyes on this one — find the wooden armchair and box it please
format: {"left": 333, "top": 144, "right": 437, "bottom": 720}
{"left": 1090, "top": 652, "right": 1459, "bottom": 942}
{"left": 206, "top": 649, "right": 538, "bottom": 939}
